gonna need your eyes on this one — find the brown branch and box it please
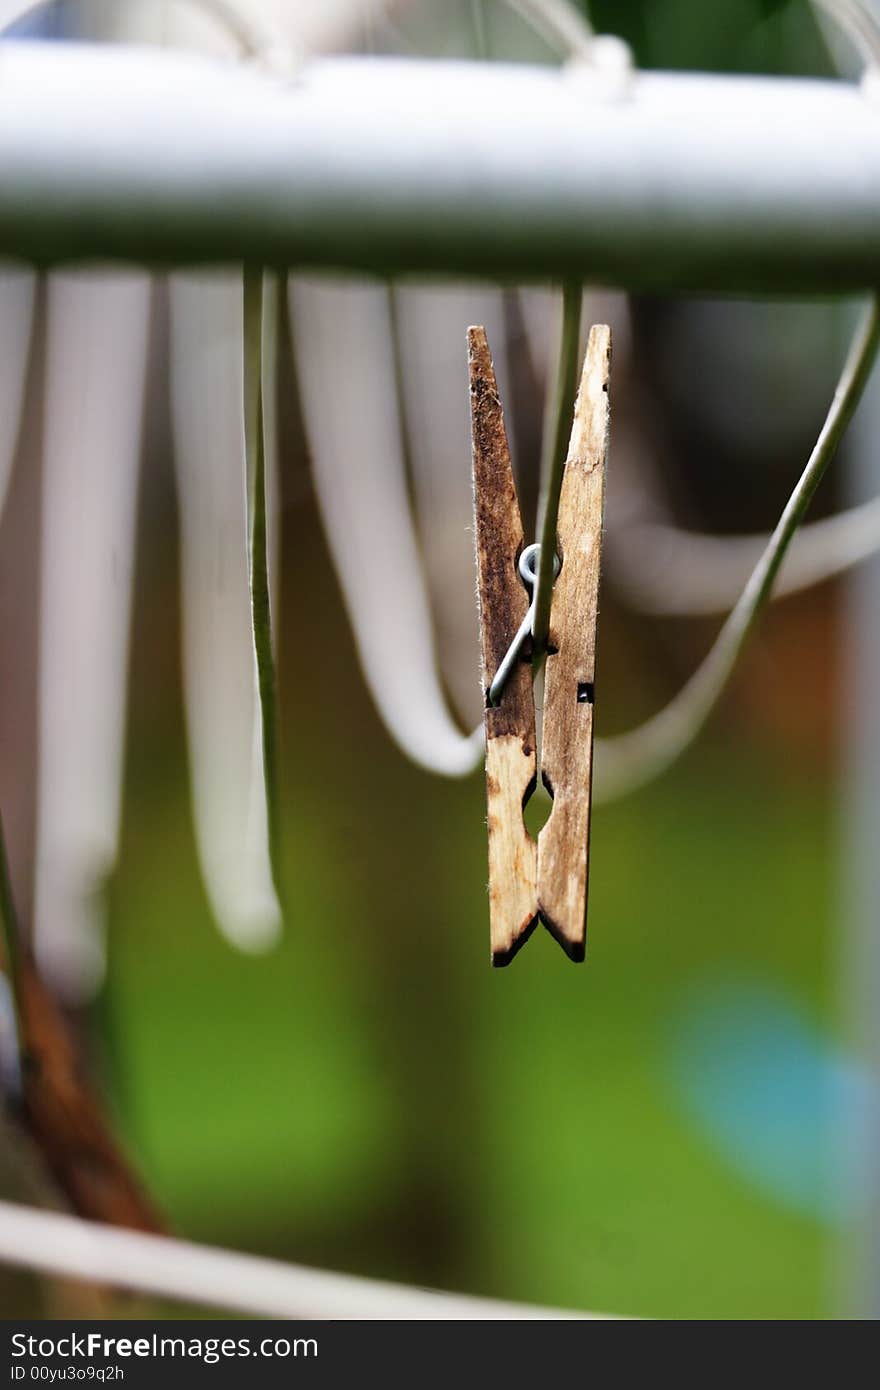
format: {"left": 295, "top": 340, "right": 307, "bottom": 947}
{"left": 1, "top": 816, "right": 163, "bottom": 1234}
{"left": 9, "top": 950, "right": 164, "bottom": 1234}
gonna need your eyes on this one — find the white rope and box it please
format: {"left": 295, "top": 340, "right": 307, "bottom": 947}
{"left": 607, "top": 499, "right": 880, "bottom": 617}
{"left": 393, "top": 282, "right": 510, "bottom": 730}
{"left": 169, "top": 272, "right": 282, "bottom": 952}
{"left": 34, "top": 272, "right": 151, "bottom": 1000}
{"left": 0, "top": 1199, "right": 603, "bottom": 1319}
{"left": 290, "top": 276, "right": 483, "bottom": 777}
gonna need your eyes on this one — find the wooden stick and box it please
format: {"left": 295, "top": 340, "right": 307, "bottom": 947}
{"left": 468, "top": 326, "right": 538, "bottom": 965}
{"left": 537, "top": 325, "right": 610, "bottom": 959}
{"left": 14, "top": 951, "right": 165, "bottom": 1234}
{"left": 1, "top": 813, "right": 162, "bottom": 1233}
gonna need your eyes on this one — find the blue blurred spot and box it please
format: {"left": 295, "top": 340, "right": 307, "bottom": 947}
{"left": 666, "top": 975, "right": 874, "bottom": 1222}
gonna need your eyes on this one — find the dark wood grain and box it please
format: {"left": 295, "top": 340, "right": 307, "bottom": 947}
{"left": 468, "top": 326, "right": 538, "bottom": 964}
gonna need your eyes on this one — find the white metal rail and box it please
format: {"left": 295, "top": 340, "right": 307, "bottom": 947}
{"left": 0, "top": 41, "right": 878, "bottom": 289}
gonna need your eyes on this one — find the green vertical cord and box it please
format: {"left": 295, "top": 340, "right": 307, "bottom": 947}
{"left": 531, "top": 280, "right": 582, "bottom": 661}
{"left": 243, "top": 266, "right": 282, "bottom": 900}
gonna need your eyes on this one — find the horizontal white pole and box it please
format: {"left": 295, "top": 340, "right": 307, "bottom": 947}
{"left": 0, "top": 41, "right": 879, "bottom": 291}
{"left": 0, "top": 1199, "right": 608, "bottom": 1319}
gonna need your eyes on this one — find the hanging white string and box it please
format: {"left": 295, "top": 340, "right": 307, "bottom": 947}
{"left": 392, "top": 282, "right": 511, "bottom": 730}
{"left": 139, "top": 4, "right": 294, "bottom": 952}
{"left": 169, "top": 272, "right": 282, "bottom": 952}
{"left": 0, "top": 271, "right": 33, "bottom": 520}
{"left": 0, "top": 12, "right": 150, "bottom": 1003}
{"left": 606, "top": 497, "right": 880, "bottom": 617}
{"left": 34, "top": 272, "right": 151, "bottom": 1000}
{"left": 290, "top": 276, "right": 484, "bottom": 777}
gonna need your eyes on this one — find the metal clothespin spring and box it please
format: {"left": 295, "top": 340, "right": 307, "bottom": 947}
{"left": 487, "top": 542, "right": 560, "bottom": 706}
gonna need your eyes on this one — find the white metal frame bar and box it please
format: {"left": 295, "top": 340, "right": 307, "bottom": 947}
{"left": 0, "top": 42, "right": 879, "bottom": 290}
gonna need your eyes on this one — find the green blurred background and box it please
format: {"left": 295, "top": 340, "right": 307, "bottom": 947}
{"left": 0, "top": 0, "right": 872, "bottom": 1321}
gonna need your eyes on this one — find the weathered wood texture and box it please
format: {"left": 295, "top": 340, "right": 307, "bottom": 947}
{"left": 538, "top": 325, "right": 610, "bottom": 958}
{"left": 468, "top": 326, "right": 538, "bottom": 964}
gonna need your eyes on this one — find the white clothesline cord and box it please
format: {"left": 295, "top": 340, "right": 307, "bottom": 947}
{"left": 392, "top": 282, "right": 510, "bottom": 730}
{"left": 309, "top": 293, "right": 879, "bottom": 801}
{"left": 606, "top": 495, "right": 880, "bottom": 617}
{"left": 169, "top": 272, "right": 282, "bottom": 953}
{"left": 290, "top": 276, "right": 484, "bottom": 777}
{"left": 0, "top": 1200, "right": 606, "bottom": 1319}
{"left": 34, "top": 271, "right": 151, "bottom": 1000}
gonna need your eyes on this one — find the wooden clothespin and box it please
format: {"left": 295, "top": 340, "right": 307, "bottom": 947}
{"left": 469, "top": 322, "right": 610, "bottom": 965}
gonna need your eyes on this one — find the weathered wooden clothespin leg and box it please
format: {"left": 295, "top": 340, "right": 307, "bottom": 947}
{"left": 537, "top": 325, "right": 611, "bottom": 960}
{"left": 469, "top": 326, "right": 539, "bottom": 965}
